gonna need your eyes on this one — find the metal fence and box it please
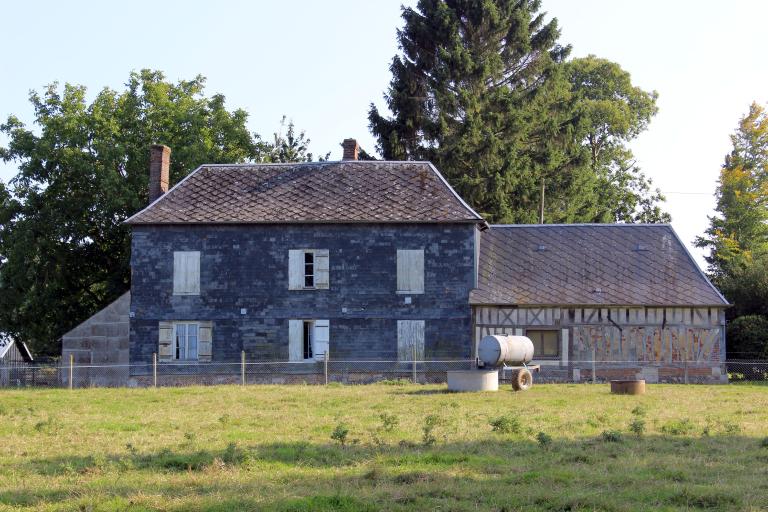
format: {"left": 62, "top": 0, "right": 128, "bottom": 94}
{"left": 1, "top": 357, "right": 766, "bottom": 388}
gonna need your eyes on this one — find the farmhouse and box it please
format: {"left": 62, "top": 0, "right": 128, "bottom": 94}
{"left": 62, "top": 140, "right": 728, "bottom": 384}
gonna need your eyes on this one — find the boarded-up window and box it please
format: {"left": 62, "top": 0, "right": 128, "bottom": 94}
{"left": 288, "top": 249, "right": 329, "bottom": 290}
{"left": 173, "top": 251, "right": 200, "bottom": 295}
{"left": 396, "top": 249, "right": 424, "bottom": 294}
{"left": 526, "top": 330, "right": 559, "bottom": 358}
{"left": 397, "top": 320, "right": 425, "bottom": 361}
{"left": 288, "top": 319, "right": 329, "bottom": 361}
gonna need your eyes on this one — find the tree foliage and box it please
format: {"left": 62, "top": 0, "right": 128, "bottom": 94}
{"left": 0, "top": 70, "right": 323, "bottom": 355}
{"left": 369, "top": 0, "right": 668, "bottom": 223}
{"left": 696, "top": 102, "right": 768, "bottom": 280}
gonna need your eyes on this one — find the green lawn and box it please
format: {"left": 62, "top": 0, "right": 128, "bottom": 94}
{"left": 1, "top": 382, "right": 767, "bottom": 511}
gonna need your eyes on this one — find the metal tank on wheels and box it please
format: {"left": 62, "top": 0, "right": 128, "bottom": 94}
{"left": 446, "top": 334, "right": 540, "bottom": 392}
{"left": 477, "top": 334, "right": 539, "bottom": 391}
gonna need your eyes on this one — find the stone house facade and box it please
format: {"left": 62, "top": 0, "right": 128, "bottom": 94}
{"left": 125, "top": 141, "right": 485, "bottom": 372}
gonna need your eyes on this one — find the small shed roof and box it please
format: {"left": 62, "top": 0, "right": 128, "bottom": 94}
{"left": 470, "top": 224, "right": 728, "bottom": 307}
{"left": 126, "top": 161, "right": 483, "bottom": 225}
{"left": 0, "top": 334, "right": 34, "bottom": 362}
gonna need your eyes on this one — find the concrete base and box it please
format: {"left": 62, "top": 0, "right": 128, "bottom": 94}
{"left": 447, "top": 370, "right": 499, "bottom": 392}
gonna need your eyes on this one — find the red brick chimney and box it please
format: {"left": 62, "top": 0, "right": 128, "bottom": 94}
{"left": 149, "top": 144, "right": 171, "bottom": 203}
{"left": 342, "top": 138, "right": 359, "bottom": 160}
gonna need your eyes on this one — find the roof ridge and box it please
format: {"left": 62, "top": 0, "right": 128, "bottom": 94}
{"left": 490, "top": 223, "right": 672, "bottom": 228}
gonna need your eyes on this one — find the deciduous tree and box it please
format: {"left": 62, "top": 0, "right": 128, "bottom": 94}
{"left": 0, "top": 70, "right": 322, "bottom": 355}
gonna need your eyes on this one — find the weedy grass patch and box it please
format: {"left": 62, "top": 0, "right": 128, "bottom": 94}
{"left": 0, "top": 383, "right": 766, "bottom": 511}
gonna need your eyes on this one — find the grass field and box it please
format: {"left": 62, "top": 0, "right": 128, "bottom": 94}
{"left": 1, "top": 382, "right": 767, "bottom": 511}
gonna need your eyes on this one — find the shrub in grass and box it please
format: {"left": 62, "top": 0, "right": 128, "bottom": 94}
{"left": 629, "top": 418, "right": 646, "bottom": 436}
{"left": 378, "top": 413, "right": 399, "bottom": 432}
{"left": 536, "top": 431, "right": 552, "bottom": 448}
{"left": 760, "top": 437, "right": 768, "bottom": 448}
{"left": 422, "top": 415, "right": 441, "bottom": 446}
{"left": 331, "top": 423, "right": 350, "bottom": 446}
{"left": 631, "top": 405, "right": 647, "bottom": 417}
{"left": 380, "top": 379, "right": 409, "bottom": 386}
{"left": 489, "top": 415, "right": 522, "bottom": 434}
{"left": 600, "top": 430, "right": 623, "bottom": 443}
{"left": 34, "top": 416, "right": 61, "bottom": 434}
{"left": 0, "top": 404, "right": 7, "bottom": 416}
{"left": 222, "top": 442, "right": 246, "bottom": 466}
{"left": 661, "top": 419, "right": 695, "bottom": 436}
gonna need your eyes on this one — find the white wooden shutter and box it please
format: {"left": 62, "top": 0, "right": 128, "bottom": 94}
{"left": 288, "top": 250, "right": 304, "bottom": 290}
{"left": 397, "top": 320, "right": 425, "bottom": 361}
{"left": 314, "top": 250, "right": 330, "bottom": 289}
{"left": 313, "top": 319, "right": 330, "bottom": 360}
{"left": 396, "top": 249, "right": 424, "bottom": 294}
{"left": 198, "top": 322, "right": 213, "bottom": 362}
{"left": 173, "top": 251, "right": 200, "bottom": 295}
{"left": 158, "top": 321, "right": 173, "bottom": 361}
{"left": 288, "top": 319, "right": 303, "bottom": 361}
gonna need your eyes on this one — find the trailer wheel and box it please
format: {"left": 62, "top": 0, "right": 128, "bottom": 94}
{"left": 512, "top": 368, "right": 533, "bottom": 391}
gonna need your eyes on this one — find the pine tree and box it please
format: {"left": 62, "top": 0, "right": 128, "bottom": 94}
{"left": 369, "top": 1, "right": 668, "bottom": 223}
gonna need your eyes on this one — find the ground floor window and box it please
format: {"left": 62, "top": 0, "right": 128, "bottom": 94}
{"left": 174, "top": 323, "right": 199, "bottom": 360}
{"left": 289, "top": 319, "right": 329, "bottom": 361}
{"left": 526, "top": 329, "right": 559, "bottom": 358}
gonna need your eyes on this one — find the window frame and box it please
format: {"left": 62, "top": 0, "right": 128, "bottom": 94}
{"left": 173, "top": 322, "right": 200, "bottom": 361}
{"left": 304, "top": 252, "right": 315, "bottom": 288}
{"left": 525, "top": 329, "right": 560, "bottom": 359}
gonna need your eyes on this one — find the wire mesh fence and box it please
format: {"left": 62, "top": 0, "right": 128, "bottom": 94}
{"left": 0, "top": 357, "right": 766, "bottom": 388}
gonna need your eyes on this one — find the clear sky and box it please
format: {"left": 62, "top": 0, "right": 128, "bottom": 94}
{"left": 2, "top": 1, "right": 767, "bottom": 267}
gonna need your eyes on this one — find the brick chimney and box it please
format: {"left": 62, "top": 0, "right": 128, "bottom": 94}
{"left": 342, "top": 138, "right": 359, "bottom": 160}
{"left": 149, "top": 144, "right": 171, "bottom": 203}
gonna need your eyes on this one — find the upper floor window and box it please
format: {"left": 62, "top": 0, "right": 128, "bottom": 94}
{"left": 396, "top": 249, "right": 424, "bottom": 294}
{"left": 173, "top": 251, "right": 200, "bottom": 295}
{"left": 289, "top": 249, "right": 329, "bottom": 290}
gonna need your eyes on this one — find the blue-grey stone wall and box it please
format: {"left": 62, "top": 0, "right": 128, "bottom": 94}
{"left": 130, "top": 224, "right": 477, "bottom": 364}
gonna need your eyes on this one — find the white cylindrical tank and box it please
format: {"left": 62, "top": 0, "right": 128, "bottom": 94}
{"left": 478, "top": 335, "right": 534, "bottom": 366}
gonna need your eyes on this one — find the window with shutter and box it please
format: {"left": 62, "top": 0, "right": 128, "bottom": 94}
{"left": 288, "top": 319, "right": 330, "bottom": 361}
{"left": 173, "top": 251, "right": 200, "bottom": 295}
{"left": 396, "top": 249, "right": 424, "bottom": 294}
{"left": 288, "top": 249, "right": 329, "bottom": 290}
{"left": 313, "top": 319, "right": 330, "bottom": 360}
{"left": 288, "top": 319, "right": 304, "bottom": 361}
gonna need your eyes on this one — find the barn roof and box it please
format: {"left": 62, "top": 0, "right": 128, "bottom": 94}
{"left": 470, "top": 224, "right": 728, "bottom": 307}
{"left": 0, "top": 334, "right": 33, "bottom": 362}
{"left": 125, "top": 161, "right": 484, "bottom": 225}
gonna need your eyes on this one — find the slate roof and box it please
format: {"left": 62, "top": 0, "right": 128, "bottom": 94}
{"left": 126, "top": 161, "right": 483, "bottom": 225}
{"left": 470, "top": 224, "right": 728, "bottom": 307}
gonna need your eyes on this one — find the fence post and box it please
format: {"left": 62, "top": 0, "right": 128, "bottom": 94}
{"left": 412, "top": 343, "right": 417, "bottom": 384}
{"left": 241, "top": 350, "right": 246, "bottom": 386}
{"left": 153, "top": 352, "right": 157, "bottom": 388}
{"left": 591, "top": 346, "right": 596, "bottom": 384}
{"left": 324, "top": 350, "right": 329, "bottom": 385}
{"left": 69, "top": 354, "right": 74, "bottom": 390}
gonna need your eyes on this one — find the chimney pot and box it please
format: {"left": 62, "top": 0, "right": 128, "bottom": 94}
{"left": 149, "top": 144, "right": 171, "bottom": 203}
{"left": 342, "top": 138, "right": 359, "bottom": 160}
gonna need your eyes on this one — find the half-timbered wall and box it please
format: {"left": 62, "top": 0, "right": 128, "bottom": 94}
{"left": 473, "top": 306, "right": 727, "bottom": 383}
